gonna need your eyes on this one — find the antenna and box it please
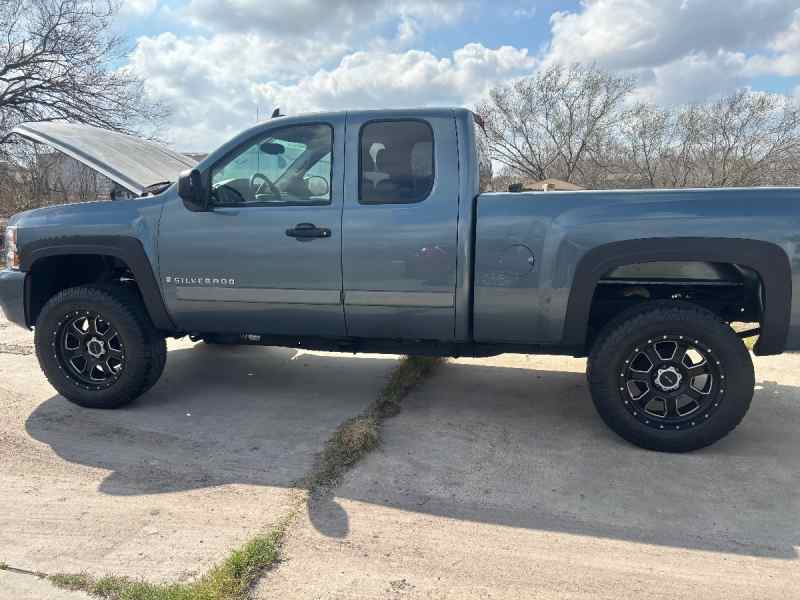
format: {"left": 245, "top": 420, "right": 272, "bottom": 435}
{"left": 271, "top": 107, "right": 282, "bottom": 118}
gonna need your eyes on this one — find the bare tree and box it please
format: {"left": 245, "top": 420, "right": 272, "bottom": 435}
{"left": 693, "top": 91, "right": 800, "bottom": 187}
{"left": 474, "top": 121, "right": 494, "bottom": 191}
{"left": 477, "top": 64, "right": 635, "bottom": 187}
{"left": 0, "top": 0, "right": 165, "bottom": 138}
{"left": 618, "top": 103, "right": 671, "bottom": 188}
{"left": 619, "top": 92, "right": 800, "bottom": 189}
{"left": 0, "top": 0, "right": 167, "bottom": 215}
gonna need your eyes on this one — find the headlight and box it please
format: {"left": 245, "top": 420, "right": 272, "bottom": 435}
{"left": 4, "top": 226, "right": 19, "bottom": 270}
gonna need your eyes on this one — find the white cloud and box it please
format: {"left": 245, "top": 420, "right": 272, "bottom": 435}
{"left": 126, "top": 0, "right": 480, "bottom": 151}
{"left": 120, "top": 0, "right": 158, "bottom": 17}
{"left": 631, "top": 51, "right": 750, "bottom": 105}
{"left": 127, "top": 31, "right": 349, "bottom": 149}
{"left": 747, "top": 8, "right": 800, "bottom": 77}
{"left": 183, "top": 0, "right": 465, "bottom": 39}
{"left": 129, "top": 38, "right": 534, "bottom": 151}
{"left": 545, "top": 0, "right": 795, "bottom": 70}
{"left": 253, "top": 44, "right": 535, "bottom": 113}
{"left": 542, "top": 0, "right": 798, "bottom": 105}
{"left": 125, "top": 0, "right": 799, "bottom": 151}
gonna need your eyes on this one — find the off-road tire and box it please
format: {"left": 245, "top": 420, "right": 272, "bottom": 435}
{"left": 588, "top": 301, "right": 754, "bottom": 452}
{"left": 95, "top": 283, "right": 167, "bottom": 394}
{"left": 34, "top": 285, "right": 165, "bottom": 409}
{"left": 143, "top": 334, "right": 167, "bottom": 393}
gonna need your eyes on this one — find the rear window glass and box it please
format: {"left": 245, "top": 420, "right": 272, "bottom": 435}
{"left": 359, "top": 121, "right": 434, "bottom": 204}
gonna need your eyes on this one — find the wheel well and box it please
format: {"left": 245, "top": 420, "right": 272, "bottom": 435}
{"left": 587, "top": 261, "right": 763, "bottom": 346}
{"left": 28, "top": 254, "right": 140, "bottom": 326}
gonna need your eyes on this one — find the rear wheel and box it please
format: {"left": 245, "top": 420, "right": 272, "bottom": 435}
{"left": 588, "top": 301, "right": 754, "bottom": 452}
{"left": 35, "top": 285, "right": 165, "bottom": 409}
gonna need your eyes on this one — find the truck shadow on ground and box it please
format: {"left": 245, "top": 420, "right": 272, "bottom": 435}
{"left": 307, "top": 360, "right": 800, "bottom": 560}
{"left": 26, "top": 347, "right": 800, "bottom": 560}
{"left": 25, "top": 344, "right": 397, "bottom": 495}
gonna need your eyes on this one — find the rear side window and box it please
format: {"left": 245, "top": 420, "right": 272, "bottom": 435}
{"left": 359, "top": 120, "right": 434, "bottom": 204}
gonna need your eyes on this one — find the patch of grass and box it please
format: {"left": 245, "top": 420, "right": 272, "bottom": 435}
{"left": 43, "top": 355, "right": 443, "bottom": 600}
{"left": 49, "top": 573, "right": 95, "bottom": 591}
{"left": 0, "top": 561, "right": 8, "bottom": 570}
{"left": 313, "top": 415, "right": 380, "bottom": 488}
{"left": 310, "top": 356, "right": 443, "bottom": 489}
{"left": 49, "top": 518, "right": 292, "bottom": 600}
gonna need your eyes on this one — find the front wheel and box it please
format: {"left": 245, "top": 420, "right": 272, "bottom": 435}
{"left": 588, "top": 301, "right": 754, "bottom": 452}
{"left": 35, "top": 285, "right": 165, "bottom": 409}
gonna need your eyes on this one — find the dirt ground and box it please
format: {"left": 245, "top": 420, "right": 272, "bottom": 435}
{"left": 2, "top": 315, "right": 799, "bottom": 599}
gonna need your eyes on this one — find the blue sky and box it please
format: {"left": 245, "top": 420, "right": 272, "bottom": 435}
{"left": 116, "top": 0, "right": 800, "bottom": 151}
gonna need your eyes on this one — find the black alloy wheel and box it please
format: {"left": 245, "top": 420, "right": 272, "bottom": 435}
{"left": 620, "top": 336, "right": 723, "bottom": 431}
{"left": 55, "top": 310, "right": 127, "bottom": 390}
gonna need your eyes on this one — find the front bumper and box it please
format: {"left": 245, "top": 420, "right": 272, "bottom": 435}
{"left": 0, "top": 269, "right": 28, "bottom": 329}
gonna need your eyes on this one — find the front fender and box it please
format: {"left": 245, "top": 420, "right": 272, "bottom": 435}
{"left": 20, "top": 235, "right": 176, "bottom": 332}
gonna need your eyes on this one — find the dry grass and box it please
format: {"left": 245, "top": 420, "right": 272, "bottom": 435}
{"left": 310, "top": 356, "right": 443, "bottom": 490}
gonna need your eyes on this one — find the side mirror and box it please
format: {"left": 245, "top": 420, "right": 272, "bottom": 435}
{"left": 177, "top": 168, "right": 207, "bottom": 211}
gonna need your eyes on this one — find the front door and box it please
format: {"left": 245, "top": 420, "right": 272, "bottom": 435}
{"left": 342, "top": 112, "right": 461, "bottom": 340}
{"left": 158, "top": 117, "right": 346, "bottom": 336}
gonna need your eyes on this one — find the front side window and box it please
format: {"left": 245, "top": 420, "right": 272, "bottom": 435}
{"left": 211, "top": 124, "right": 333, "bottom": 206}
{"left": 359, "top": 120, "right": 434, "bottom": 204}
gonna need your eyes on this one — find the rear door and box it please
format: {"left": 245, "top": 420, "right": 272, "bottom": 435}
{"left": 342, "top": 112, "right": 460, "bottom": 340}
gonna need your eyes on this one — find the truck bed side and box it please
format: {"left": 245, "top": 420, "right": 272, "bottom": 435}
{"left": 472, "top": 187, "right": 800, "bottom": 355}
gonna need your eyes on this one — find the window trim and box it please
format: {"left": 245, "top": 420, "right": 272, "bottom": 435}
{"left": 207, "top": 121, "right": 335, "bottom": 209}
{"left": 358, "top": 118, "right": 436, "bottom": 206}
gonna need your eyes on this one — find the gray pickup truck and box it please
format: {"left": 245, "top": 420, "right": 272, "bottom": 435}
{"left": 2, "top": 108, "right": 799, "bottom": 452}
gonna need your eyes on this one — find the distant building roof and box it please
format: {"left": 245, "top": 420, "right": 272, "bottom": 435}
{"left": 513, "top": 178, "right": 586, "bottom": 192}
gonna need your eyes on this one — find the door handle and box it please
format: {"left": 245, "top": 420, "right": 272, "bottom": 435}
{"left": 285, "top": 223, "right": 332, "bottom": 240}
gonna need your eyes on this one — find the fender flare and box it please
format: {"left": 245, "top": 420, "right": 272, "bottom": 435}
{"left": 20, "top": 235, "right": 177, "bottom": 332}
{"left": 563, "top": 237, "right": 791, "bottom": 356}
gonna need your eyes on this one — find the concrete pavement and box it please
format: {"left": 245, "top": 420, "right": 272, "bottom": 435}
{"left": 3, "top": 311, "right": 799, "bottom": 599}
{"left": 259, "top": 354, "right": 800, "bottom": 599}
{"left": 0, "top": 318, "right": 397, "bottom": 583}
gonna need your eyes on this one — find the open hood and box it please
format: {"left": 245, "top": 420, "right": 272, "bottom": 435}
{"left": 12, "top": 122, "right": 198, "bottom": 195}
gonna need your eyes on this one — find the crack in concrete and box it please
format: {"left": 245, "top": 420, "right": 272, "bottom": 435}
{"left": 0, "top": 343, "right": 33, "bottom": 355}
{"left": 0, "top": 565, "right": 47, "bottom": 578}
